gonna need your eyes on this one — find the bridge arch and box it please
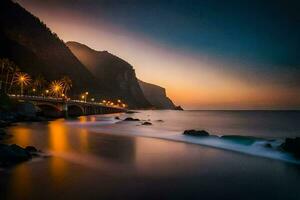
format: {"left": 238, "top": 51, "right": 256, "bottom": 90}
{"left": 68, "top": 104, "right": 85, "bottom": 117}
{"left": 35, "top": 103, "right": 62, "bottom": 118}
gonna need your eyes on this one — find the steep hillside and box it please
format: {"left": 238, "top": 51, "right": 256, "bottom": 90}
{"left": 66, "top": 41, "right": 151, "bottom": 108}
{"left": 138, "top": 80, "right": 176, "bottom": 109}
{"left": 0, "top": 0, "right": 99, "bottom": 95}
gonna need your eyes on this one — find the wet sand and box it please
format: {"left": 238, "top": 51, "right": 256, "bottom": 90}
{"left": 1, "top": 120, "right": 300, "bottom": 200}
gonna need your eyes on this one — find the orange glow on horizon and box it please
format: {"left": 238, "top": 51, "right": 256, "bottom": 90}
{"left": 15, "top": 2, "right": 300, "bottom": 110}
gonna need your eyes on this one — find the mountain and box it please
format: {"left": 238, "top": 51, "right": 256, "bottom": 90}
{"left": 66, "top": 41, "right": 151, "bottom": 108}
{"left": 0, "top": 0, "right": 99, "bottom": 95}
{"left": 138, "top": 80, "right": 176, "bottom": 109}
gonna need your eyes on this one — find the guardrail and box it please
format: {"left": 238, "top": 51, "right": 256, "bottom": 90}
{"left": 8, "top": 94, "right": 125, "bottom": 109}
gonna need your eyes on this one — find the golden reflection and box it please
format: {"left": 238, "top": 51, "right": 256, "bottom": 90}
{"left": 11, "top": 127, "right": 31, "bottom": 147}
{"left": 90, "top": 116, "right": 96, "bottom": 122}
{"left": 79, "top": 129, "right": 89, "bottom": 153}
{"left": 48, "top": 121, "right": 70, "bottom": 152}
{"left": 79, "top": 116, "right": 87, "bottom": 123}
{"left": 9, "top": 164, "right": 31, "bottom": 199}
{"left": 48, "top": 121, "right": 70, "bottom": 183}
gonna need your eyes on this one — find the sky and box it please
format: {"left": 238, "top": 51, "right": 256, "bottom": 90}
{"left": 16, "top": 0, "right": 300, "bottom": 110}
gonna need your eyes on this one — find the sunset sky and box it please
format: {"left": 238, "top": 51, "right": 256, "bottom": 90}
{"left": 16, "top": 0, "right": 300, "bottom": 110}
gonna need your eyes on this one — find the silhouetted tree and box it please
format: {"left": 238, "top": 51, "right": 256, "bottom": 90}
{"left": 61, "top": 76, "right": 72, "bottom": 97}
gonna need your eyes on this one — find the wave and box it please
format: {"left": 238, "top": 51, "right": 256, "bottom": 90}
{"left": 67, "top": 118, "right": 300, "bottom": 165}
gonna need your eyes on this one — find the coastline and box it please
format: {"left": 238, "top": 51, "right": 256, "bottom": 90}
{"left": 1, "top": 120, "right": 300, "bottom": 199}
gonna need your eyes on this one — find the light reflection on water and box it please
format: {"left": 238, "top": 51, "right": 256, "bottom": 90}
{"left": 1, "top": 111, "right": 300, "bottom": 200}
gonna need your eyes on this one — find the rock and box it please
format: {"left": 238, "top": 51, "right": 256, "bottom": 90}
{"left": 0, "top": 120, "right": 11, "bottom": 128}
{"left": 281, "top": 137, "right": 300, "bottom": 156}
{"left": 264, "top": 143, "right": 272, "bottom": 148}
{"left": 0, "top": 144, "right": 41, "bottom": 167}
{"left": 142, "top": 122, "right": 152, "bottom": 126}
{"left": 175, "top": 106, "right": 184, "bottom": 111}
{"left": 156, "top": 120, "right": 164, "bottom": 122}
{"left": 124, "top": 117, "right": 140, "bottom": 121}
{"left": 125, "top": 111, "right": 138, "bottom": 114}
{"left": 115, "top": 116, "right": 120, "bottom": 120}
{"left": 0, "top": 144, "right": 31, "bottom": 166}
{"left": 16, "top": 102, "right": 37, "bottom": 118}
{"left": 25, "top": 146, "right": 38, "bottom": 152}
{"left": 183, "top": 129, "right": 210, "bottom": 137}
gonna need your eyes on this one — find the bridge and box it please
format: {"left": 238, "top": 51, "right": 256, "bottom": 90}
{"left": 8, "top": 94, "right": 126, "bottom": 118}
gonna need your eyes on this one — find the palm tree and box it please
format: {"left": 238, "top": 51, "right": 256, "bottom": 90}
{"left": 15, "top": 72, "right": 31, "bottom": 95}
{"left": 0, "top": 58, "right": 9, "bottom": 91}
{"left": 49, "top": 80, "right": 63, "bottom": 98}
{"left": 8, "top": 64, "right": 20, "bottom": 93}
{"left": 33, "top": 74, "right": 47, "bottom": 95}
{"left": 4, "top": 64, "right": 13, "bottom": 93}
{"left": 60, "top": 76, "right": 72, "bottom": 97}
{"left": 0, "top": 58, "right": 6, "bottom": 90}
{"left": 0, "top": 58, "right": 16, "bottom": 93}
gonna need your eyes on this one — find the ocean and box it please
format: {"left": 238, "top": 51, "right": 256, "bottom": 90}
{"left": 1, "top": 110, "right": 300, "bottom": 199}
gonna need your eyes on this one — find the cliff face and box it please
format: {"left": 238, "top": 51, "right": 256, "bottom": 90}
{"left": 138, "top": 80, "right": 176, "bottom": 109}
{"left": 66, "top": 41, "right": 151, "bottom": 108}
{"left": 0, "top": 0, "right": 99, "bottom": 94}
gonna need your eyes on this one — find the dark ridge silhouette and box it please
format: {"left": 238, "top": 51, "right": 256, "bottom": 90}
{"left": 138, "top": 80, "right": 176, "bottom": 109}
{"left": 66, "top": 41, "right": 151, "bottom": 108}
{"left": 0, "top": 0, "right": 151, "bottom": 108}
{"left": 0, "top": 0, "right": 99, "bottom": 95}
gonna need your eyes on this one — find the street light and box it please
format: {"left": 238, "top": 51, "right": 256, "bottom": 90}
{"left": 45, "top": 89, "right": 49, "bottom": 95}
{"left": 84, "top": 92, "right": 88, "bottom": 102}
{"left": 16, "top": 72, "right": 31, "bottom": 96}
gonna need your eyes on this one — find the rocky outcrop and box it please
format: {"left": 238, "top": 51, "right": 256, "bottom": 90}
{"left": 66, "top": 41, "right": 151, "bottom": 108}
{"left": 138, "top": 80, "right": 176, "bottom": 109}
{"left": 183, "top": 130, "right": 210, "bottom": 137}
{"left": 141, "top": 122, "right": 152, "bottom": 126}
{"left": 0, "top": 143, "right": 39, "bottom": 167}
{"left": 281, "top": 137, "right": 300, "bottom": 156}
{"left": 175, "top": 105, "right": 184, "bottom": 110}
{"left": 123, "top": 117, "right": 140, "bottom": 121}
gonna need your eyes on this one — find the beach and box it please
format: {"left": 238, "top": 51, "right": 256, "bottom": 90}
{"left": 1, "top": 110, "right": 300, "bottom": 200}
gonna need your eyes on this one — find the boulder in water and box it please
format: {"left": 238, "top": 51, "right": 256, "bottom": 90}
{"left": 25, "top": 146, "right": 38, "bottom": 152}
{"left": 183, "top": 129, "right": 209, "bottom": 137}
{"left": 124, "top": 117, "right": 140, "bottom": 121}
{"left": 142, "top": 122, "right": 152, "bottom": 126}
{"left": 0, "top": 144, "right": 31, "bottom": 166}
{"left": 0, "top": 144, "right": 41, "bottom": 167}
{"left": 281, "top": 137, "right": 300, "bottom": 156}
{"left": 264, "top": 143, "right": 272, "bottom": 148}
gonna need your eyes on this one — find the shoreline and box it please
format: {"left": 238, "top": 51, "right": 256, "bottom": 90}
{"left": 88, "top": 129, "right": 300, "bottom": 165}
{"left": 2, "top": 120, "right": 300, "bottom": 200}
{"left": 1, "top": 111, "right": 300, "bottom": 168}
